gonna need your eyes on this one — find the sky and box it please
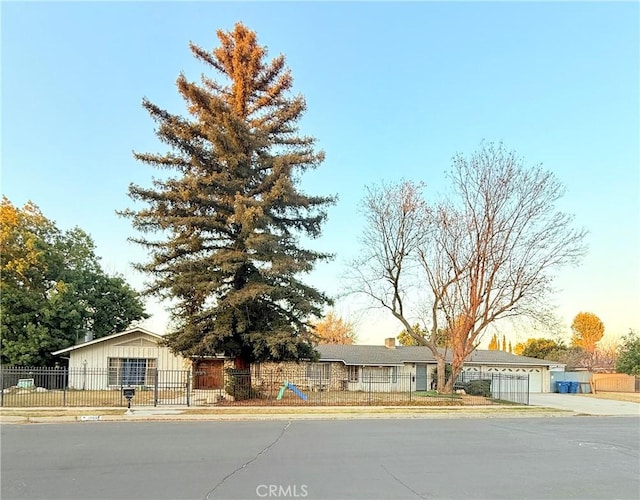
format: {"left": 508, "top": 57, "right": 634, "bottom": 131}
{"left": 2, "top": 1, "right": 639, "bottom": 348}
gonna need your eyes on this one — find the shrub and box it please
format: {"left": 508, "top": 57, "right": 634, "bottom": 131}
{"left": 224, "top": 369, "right": 263, "bottom": 401}
{"left": 464, "top": 379, "right": 492, "bottom": 397}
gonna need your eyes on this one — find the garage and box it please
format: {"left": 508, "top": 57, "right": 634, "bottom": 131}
{"left": 481, "top": 367, "right": 543, "bottom": 393}
{"left": 462, "top": 350, "right": 558, "bottom": 393}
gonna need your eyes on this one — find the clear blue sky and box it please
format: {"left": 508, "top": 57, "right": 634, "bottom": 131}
{"left": 2, "top": 2, "right": 639, "bottom": 346}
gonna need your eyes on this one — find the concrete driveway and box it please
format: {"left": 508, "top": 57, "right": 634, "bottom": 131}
{"left": 530, "top": 393, "right": 640, "bottom": 416}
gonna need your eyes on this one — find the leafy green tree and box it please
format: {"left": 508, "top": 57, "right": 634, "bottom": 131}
{"left": 514, "top": 338, "right": 567, "bottom": 359}
{"left": 122, "top": 23, "right": 334, "bottom": 366}
{"left": 397, "top": 324, "right": 448, "bottom": 347}
{"left": 398, "top": 324, "right": 426, "bottom": 346}
{"left": 616, "top": 330, "right": 640, "bottom": 376}
{"left": 0, "top": 197, "right": 147, "bottom": 366}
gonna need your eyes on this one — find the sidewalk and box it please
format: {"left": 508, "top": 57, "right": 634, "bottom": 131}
{"left": 0, "top": 404, "right": 572, "bottom": 424}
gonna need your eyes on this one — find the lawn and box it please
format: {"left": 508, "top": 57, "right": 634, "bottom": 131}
{"left": 2, "top": 388, "right": 497, "bottom": 408}
{"left": 1, "top": 389, "right": 184, "bottom": 407}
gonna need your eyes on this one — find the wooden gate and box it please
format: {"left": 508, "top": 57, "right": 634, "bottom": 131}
{"left": 193, "top": 360, "right": 224, "bottom": 390}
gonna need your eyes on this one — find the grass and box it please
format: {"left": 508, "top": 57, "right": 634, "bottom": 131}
{"left": 1, "top": 388, "right": 518, "bottom": 408}
{"left": 413, "top": 390, "right": 460, "bottom": 398}
{"left": 1, "top": 389, "right": 185, "bottom": 407}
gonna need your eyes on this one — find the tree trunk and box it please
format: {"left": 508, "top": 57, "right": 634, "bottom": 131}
{"left": 445, "top": 350, "right": 467, "bottom": 393}
{"left": 436, "top": 356, "right": 446, "bottom": 392}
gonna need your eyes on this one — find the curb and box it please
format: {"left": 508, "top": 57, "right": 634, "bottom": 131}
{"left": 0, "top": 409, "right": 575, "bottom": 424}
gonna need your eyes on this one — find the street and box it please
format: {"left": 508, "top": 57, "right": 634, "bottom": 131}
{"left": 2, "top": 417, "right": 639, "bottom": 499}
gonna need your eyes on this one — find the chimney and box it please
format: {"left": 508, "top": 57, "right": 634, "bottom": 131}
{"left": 84, "top": 331, "right": 94, "bottom": 343}
{"left": 384, "top": 337, "right": 396, "bottom": 349}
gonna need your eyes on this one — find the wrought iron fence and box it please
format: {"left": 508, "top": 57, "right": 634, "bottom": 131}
{"left": 1, "top": 365, "right": 530, "bottom": 407}
{"left": 455, "top": 371, "right": 529, "bottom": 405}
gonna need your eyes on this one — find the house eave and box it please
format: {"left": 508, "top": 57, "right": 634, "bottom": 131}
{"left": 51, "top": 327, "right": 163, "bottom": 356}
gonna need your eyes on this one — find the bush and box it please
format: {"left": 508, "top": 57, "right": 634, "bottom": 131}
{"left": 464, "top": 379, "right": 492, "bottom": 397}
{"left": 224, "top": 369, "right": 263, "bottom": 401}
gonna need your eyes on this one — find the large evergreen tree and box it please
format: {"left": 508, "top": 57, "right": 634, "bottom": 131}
{"left": 123, "top": 23, "right": 335, "bottom": 366}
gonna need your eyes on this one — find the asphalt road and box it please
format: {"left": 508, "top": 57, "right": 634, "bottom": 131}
{"left": 2, "top": 417, "right": 639, "bottom": 500}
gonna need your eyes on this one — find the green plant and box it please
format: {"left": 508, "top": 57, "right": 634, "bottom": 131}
{"left": 464, "top": 379, "right": 492, "bottom": 397}
{"left": 224, "top": 369, "right": 263, "bottom": 401}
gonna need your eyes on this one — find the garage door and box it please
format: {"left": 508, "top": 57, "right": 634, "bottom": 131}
{"left": 481, "top": 366, "right": 544, "bottom": 393}
{"left": 527, "top": 368, "right": 542, "bottom": 393}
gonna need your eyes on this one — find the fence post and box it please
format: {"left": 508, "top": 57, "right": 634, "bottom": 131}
{"left": 62, "top": 367, "right": 68, "bottom": 407}
{"left": 154, "top": 368, "right": 159, "bottom": 407}
{"left": 186, "top": 371, "right": 191, "bottom": 407}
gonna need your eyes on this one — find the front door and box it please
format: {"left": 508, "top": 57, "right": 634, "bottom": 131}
{"left": 416, "top": 364, "right": 427, "bottom": 391}
{"left": 193, "top": 360, "right": 224, "bottom": 390}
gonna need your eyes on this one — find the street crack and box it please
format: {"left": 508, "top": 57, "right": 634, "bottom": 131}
{"left": 381, "top": 463, "right": 428, "bottom": 499}
{"left": 204, "top": 420, "right": 292, "bottom": 499}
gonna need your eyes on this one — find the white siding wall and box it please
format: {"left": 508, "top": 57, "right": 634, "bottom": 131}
{"left": 347, "top": 365, "right": 415, "bottom": 392}
{"left": 67, "top": 333, "right": 188, "bottom": 390}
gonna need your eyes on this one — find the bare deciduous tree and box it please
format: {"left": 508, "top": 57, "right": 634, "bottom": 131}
{"left": 351, "top": 143, "right": 587, "bottom": 392}
{"left": 348, "top": 181, "right": 452, "bottom": 388}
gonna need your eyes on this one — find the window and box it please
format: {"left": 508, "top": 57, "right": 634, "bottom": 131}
{"left": 306, "top": 363, "right": 330, "bottom": 381}
{"left": 108, "top": 358, "right": 157, "bottom": 386}
{"left": 347, "top": 366, "right": 359, "bottom": 382}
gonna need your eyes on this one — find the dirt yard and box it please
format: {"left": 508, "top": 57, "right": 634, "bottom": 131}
{"left": 585, "top": 392, "right": 640, "bottom": 404}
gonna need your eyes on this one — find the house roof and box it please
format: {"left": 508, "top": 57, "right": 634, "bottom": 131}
{"left": 51, "top": 327, "right": 162, "bottom": 355}
{"left": 315, "top": 344, "right": 563, "bottom": 367}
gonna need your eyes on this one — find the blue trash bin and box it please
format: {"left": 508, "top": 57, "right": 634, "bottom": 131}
{"left": 569, "top": 381, "right": 579, "bottom": 394}
{"left": 556, "top": 381, "right": 569, "bottom": 394}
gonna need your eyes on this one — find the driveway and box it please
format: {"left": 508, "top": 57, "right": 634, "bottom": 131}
{"left": 530, "top": 393, "right": 640, "bottom": 416}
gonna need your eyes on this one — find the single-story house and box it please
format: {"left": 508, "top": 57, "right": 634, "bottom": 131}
{"left": 312, "top": 338, "right": 564, "bottom": 393}
{"left": 51, "top": 327, "right": 189, "bottom": 390}
{"left": 51, "top": 330, "right": 563, "bottom": 393}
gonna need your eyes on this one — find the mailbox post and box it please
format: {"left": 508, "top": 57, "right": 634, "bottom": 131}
{"left": 123, "top": 387, "right": 135, "bottom": 414}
